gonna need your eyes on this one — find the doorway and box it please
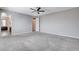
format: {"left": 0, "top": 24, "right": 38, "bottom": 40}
{"left": 1, "top": 13, "right": 12, "bottom": 36}
{"left": 32, "top": 17, "right": 36, "bottom": 32}
{"left": 32, "top": 16, "right": 40, "bottom": 32}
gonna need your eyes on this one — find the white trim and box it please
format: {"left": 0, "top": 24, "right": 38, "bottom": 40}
{"left": 40, "top": 32, "right": 79, "bottom": 39}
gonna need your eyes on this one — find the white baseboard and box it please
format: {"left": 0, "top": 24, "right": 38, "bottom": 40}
{"left": 40, "top": 32, "right": 79, "bottom": 39}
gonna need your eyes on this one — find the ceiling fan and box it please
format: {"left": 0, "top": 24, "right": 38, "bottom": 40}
{"left": 30, "top": 7, "right": 45, "bottom": 14}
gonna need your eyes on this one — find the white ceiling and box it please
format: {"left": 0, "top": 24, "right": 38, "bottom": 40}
{"left": 0, "top": 7, "right": 74, "bottom": 16}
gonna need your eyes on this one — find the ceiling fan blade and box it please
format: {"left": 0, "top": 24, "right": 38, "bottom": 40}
{"left": 37, "top": 7, "right": 41, "bottom": 11}
{"left": 39, "top": 10, "right": 45, "bottom": 12}
{"left": 30, "top": 8, "right": 36, "bottom": 11}
{"left": 30, "top": 8, "right": 34, "bottom": 10}
{"left": 32, "top": 11, "right": 35, "bottom": 13}
{"left": 37, "top": 12, "right": 40, "bottom": 14}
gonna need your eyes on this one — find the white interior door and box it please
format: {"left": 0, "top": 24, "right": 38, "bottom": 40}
{"left": 36, "top": 17, "right": 40, "bottom": 32}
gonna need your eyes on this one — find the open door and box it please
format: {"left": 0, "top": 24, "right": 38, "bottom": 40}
{"left": 32, "top": 16, "right": 40, "bottom": 32}
{"left": 32, "top": 17, "right": 36, "bottom": 32}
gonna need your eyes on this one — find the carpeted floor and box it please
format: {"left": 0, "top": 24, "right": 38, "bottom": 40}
{"left": 0, "top": 32, "right": 79, "bottom": 51}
